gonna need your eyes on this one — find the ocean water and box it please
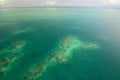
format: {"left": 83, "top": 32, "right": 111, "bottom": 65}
{"left": 0, "top": 8, "right": 120, "bottom": 80}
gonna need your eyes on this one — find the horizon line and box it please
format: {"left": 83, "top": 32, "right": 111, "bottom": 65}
{"left": 0, "top": 6, "right": 120, "bottom": 9}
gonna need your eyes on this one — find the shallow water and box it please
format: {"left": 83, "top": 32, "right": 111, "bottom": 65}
{"left": 0, "top": 8, "right": 120, "bottom": 80}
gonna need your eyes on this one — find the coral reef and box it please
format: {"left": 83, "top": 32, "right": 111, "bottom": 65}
{"left": 24, "top": 61, "right": 48, "bottom": 80}
{"left": 0, "top": 40, "right": 26, "bottom": 77}
{"left": 0, "top": 40, "right": 26, "bottom": 55}
{"left": 48, "top": 36, "right": 99, "bottom": 64}
{"left": 0, "top": 53, "right": 21, "bottom": 77}
{"left": 24, "top": 35, "right": 99, "bottom": 80}
{"left": 8, "top": 40, "right": 26, "bottom": 52}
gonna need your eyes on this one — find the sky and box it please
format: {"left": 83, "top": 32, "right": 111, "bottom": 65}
{"left": 0, "top": 0, "right": 120, "bottom": 8}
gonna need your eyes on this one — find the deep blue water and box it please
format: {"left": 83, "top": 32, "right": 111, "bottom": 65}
{"left": 0, "top": 8, "right": 120, "bottom": 80}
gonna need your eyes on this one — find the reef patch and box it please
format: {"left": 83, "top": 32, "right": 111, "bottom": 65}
{"left": 0, "top": 40, "right": 26, "bottom": 77}
{"left": 0, "top": 53, "right": 21, "bottom": 77}
{"left": 0, "top": 40, "right": 26, "bottom": 55}
{"left": 8, "top": 40, "right": 26, "bottom": 53}
{"left": 24, "top": 35, "right": 99, "bottom": 80}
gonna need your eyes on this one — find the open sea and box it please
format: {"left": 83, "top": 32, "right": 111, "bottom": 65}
{"left": 0, "top": 8, "right": 120, "bottom": 80}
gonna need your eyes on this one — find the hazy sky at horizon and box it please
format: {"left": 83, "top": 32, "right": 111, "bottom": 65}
{"left": 0, "top": 0, "right": 120, "bottom": 7}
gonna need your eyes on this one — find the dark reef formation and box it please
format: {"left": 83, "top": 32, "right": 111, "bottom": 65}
{"left": 0, "top": 53, "right": 21, "bottom": 77}
{"left": 0, "top": 40, "right": 26, "bottom": 55}
{"left": 0, "top": 40, "right": 26, "bottom": 77}
{"left": 24, "top": 61, "right": 47, "bottom": 80}
{"left": 8, "top": 40, "right": 26, "bottom": 51}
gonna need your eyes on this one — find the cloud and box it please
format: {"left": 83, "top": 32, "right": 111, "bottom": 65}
{"left": 0, "top": 0, "right": 120, "bottom": 7}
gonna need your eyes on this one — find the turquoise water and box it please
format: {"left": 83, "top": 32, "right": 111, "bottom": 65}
{"left": 0, "top": 8, "right": 120, "bottom": 80}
